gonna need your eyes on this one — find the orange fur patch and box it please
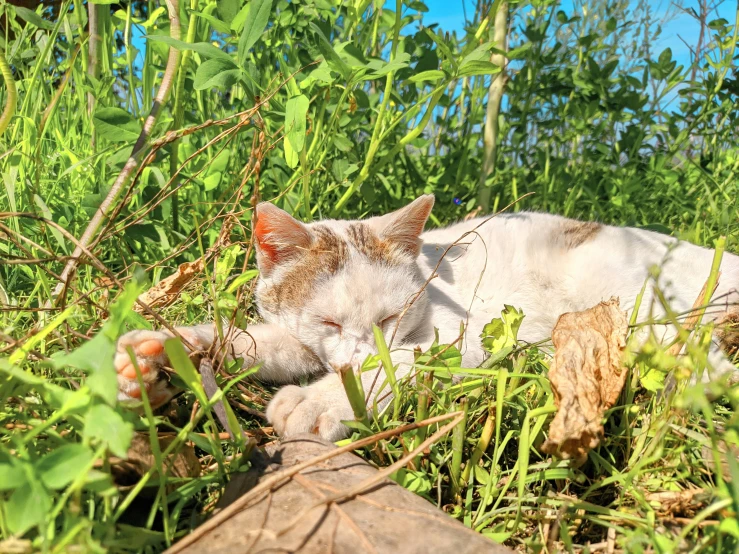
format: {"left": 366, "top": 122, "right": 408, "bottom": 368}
{"left": 259, "top": 223, "right": 406, "bottom": 313}
{"left": 717, "top": 308, "right": 739, "bottom": 357}
{"left": 346, "top": 223, "right": 404, "bottom": 263}
{"left": 259, "top": 225, "right": 348, "bottom": 312}
{"left": 560, "top": 221, "right": 602, "bottom": 249}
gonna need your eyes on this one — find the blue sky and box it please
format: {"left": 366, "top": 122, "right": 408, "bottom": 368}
{"left": 414, "top": 0, "right": 736, "bottom": 69}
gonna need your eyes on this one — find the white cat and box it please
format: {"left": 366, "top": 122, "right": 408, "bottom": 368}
{"left": 114, "top": 195, "right": 739, "bottom": 441}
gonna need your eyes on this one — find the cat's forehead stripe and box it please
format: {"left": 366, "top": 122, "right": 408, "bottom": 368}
{"left": 260, "top": 223, "right": 402, "bottom": 312}
{"left": 260, "top": 225, "right": 347, "bottom": 311}
{"left": 346, "top": 222, "right": 394, "bottom": 262}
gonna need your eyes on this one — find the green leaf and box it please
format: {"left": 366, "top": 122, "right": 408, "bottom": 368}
{"left": 146, "top": 35, "right": 236, "bottom": 64}
{"left": 194, "top": 59, "right": 242, "bottom": 90}
{"left": 480, "top": 305, "right": 524, "bottom": 354}
{"left": 9, "top": 305, "right": 75, "bottom": 364}
{"left": 458, "top": 60, "right": 501, "bottom": 77}
{"left": 36, "top": 444, "right": 95, "bottom": 489}
{"left": 5, "top": 480, "right": 52, "bottom": 535}
{"left": 424, "top": 29, "right": 458, "bottom": 70}
{"left": 230, "top": 2, "right": 251, "bottom": 32}
{"left": 639, "top": 367, "right": 667, "bottom": 392}
{"left": 332, "top": 134, "right": 353, "bottom": 152}
{"left": 0, "top": 461, "right": 27, "bottom": 491}
{"left": 391, "top": 468, "right": 432, "bottom": 495}
{"left": 58, "top": 334, "right": 117, "bottom": 404}
{"left": 226, "top": 269, "right": 260, "bottom": 293}
{"left": 507, "top": 43, "right": 532, "bottom": 60}
{"left": 720, "top": 517, "right": 739, "bottom": 538}
{"left": 311, "top": 23, "right": 351, "bottom": 80}
{"left": 238, "top": 0, "right": 272, "bottom": 63}
{"left": 216, "top": 244, "right": 241, "bottom": 286}
{"left": 33, "top": 194, "right": 66, "bottom": 254}
{"left": 482, "top": 530, "right": 512, "bottom": 544}
{"left": 164, "top": 339, "right": 207, "bottom": 405}
{"left": 408, "top": 70, "right": 445, "bottom": 83}
{"left": 13, "top": 6, "right": 54, "bottom": 29}
{"left": 84, "top": 404, "right": 134, "bottom": 458}
{"left": 140, "top": 6, "right": 166, "bottom": 28}
{"left": 284, "top": 94, "right": 309, "bottom": 168}
{"left": 361, "top": 52, "right": 411, "bottom": 79}
{"left": 658, "top": 47, "right": 673, "bottom": 66}
{"left": 216, "top": 0, "right": 240, "bottom": 22}
{"left": 300, "top": 62, "right": 334, "bottom": 88}
{"left": 54, "top": 282, "right": 143, "bottom": 405}
{"left": 473, "top": 464, "right": 490, "bottom": 485}
{"left": 192, "top": 11, "right": 231, "bottom": 35}
{"left": 93, "top": 107, "right": 142, "bottom": 143}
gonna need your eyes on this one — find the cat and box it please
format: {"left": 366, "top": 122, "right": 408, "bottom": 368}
{"left": 114, "top": 195, "right": 739, "bottom": 441}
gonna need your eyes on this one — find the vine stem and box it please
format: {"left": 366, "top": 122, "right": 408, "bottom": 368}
{"left": 476, "top": 1, "right": 508, "bottom": 212}
{"left": 169, "top": 0, "right": 199, "bottom": 232}
{"left": 50, "top": 0, "right": 182, "bottom": 306}
{"left": 0, "top": 47, "right": 17, "bottom": 137}
{"left": 332, "top": 0, "right": 402, "bottom": 215}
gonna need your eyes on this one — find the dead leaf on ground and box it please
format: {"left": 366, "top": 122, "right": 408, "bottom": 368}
{"left": 134, "top": 259, "right": 205, "bottom": 313}
{"left": 110, "top": 433, "right": 201, "bottom": 491}
{"left": 541, "top": 298, "right": 629, "bottom": 465}
{"left": 645, "top": 488, "right": 709, "bottom": 517}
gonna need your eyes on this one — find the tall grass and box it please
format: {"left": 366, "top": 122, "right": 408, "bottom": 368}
{"left": 0, "top": 0, "right": 738, "bottom": 551}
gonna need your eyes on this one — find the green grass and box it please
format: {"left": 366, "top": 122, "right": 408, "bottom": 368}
{"left": 1, "top": 0, "right": 739, "bottom": 551}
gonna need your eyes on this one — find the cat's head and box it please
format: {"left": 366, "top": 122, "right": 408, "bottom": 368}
{"left": 253, "top": 195, "right": 435, "bottom": 371}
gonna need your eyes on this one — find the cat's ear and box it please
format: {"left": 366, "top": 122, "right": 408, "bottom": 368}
{"left": 254, "top": 203, "right": 312, "bottom": 274}
{"left": 371, "top": 194, "right": 435, "bottom": 256}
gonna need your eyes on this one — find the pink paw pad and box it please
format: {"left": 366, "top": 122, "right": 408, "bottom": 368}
{"left": 114, "top": 330, "right": 175, "bottom": 407}
{"left": 138, "top": 339, "right": 164, "bottom": 357}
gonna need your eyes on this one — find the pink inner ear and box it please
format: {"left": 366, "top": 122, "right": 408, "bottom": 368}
{"left": 254, "top": 203, "right": 312, "bottom": 271}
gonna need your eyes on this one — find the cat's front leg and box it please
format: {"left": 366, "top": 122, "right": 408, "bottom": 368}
{"left": 266, "top": 372, "right": 355, "bottom": 441}
{"left": 115, "top": 323, "right": 324, "bottom": 407}
{"left": 266, "top": 348, "right": 419, "bottom": 441}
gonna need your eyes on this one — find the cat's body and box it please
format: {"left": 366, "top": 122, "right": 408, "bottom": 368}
{"left": 114, "top": 196, "right": 739, "bottom": 441}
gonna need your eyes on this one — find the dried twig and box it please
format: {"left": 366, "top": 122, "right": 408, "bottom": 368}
{"left": 51, "top": 0, "right": 183, "bottom": 307}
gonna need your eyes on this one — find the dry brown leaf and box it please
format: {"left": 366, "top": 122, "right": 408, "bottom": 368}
{"left": 541, "top": 298, "right": 629, "bottom": 464}
{"left": 134, "top": 259, "right": 205, "bottom": 313}
{"left": 645, "top": 488, "right": 708, "bottom": 517}
{"left": 716, "top": 307, "right": 739, "bottom": 358}
{"left": 111, "top": 433, "right": 201, "bottom": 491}
{"left": 463, "top": 207, "right": 483, "bottom": 221}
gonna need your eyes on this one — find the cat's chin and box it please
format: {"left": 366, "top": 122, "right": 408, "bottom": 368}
{"left": 266, "top": 373, "right": 355, "bottom": 442}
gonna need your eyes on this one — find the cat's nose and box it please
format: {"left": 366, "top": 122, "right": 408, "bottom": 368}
{"left": 349, "top": 341, "right": 376, "bottom": 370}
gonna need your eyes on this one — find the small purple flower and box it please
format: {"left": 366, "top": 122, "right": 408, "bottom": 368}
{"left": 453, "top": 197, "right": 462, "bottom": 205}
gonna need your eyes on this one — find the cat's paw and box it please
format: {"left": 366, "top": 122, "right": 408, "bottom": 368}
{"left": 266, "top": 382, "right": 354, "bottom": 442}
{"left": 115, "top": 330, "right": 178, "bottom": 408}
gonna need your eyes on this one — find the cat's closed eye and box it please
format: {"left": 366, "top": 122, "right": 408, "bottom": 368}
{"left": 321, "top": 320, "right": 342, "bottom": 332}
{"left": 380, "top": 314, "right": 399, "bottom": 330}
